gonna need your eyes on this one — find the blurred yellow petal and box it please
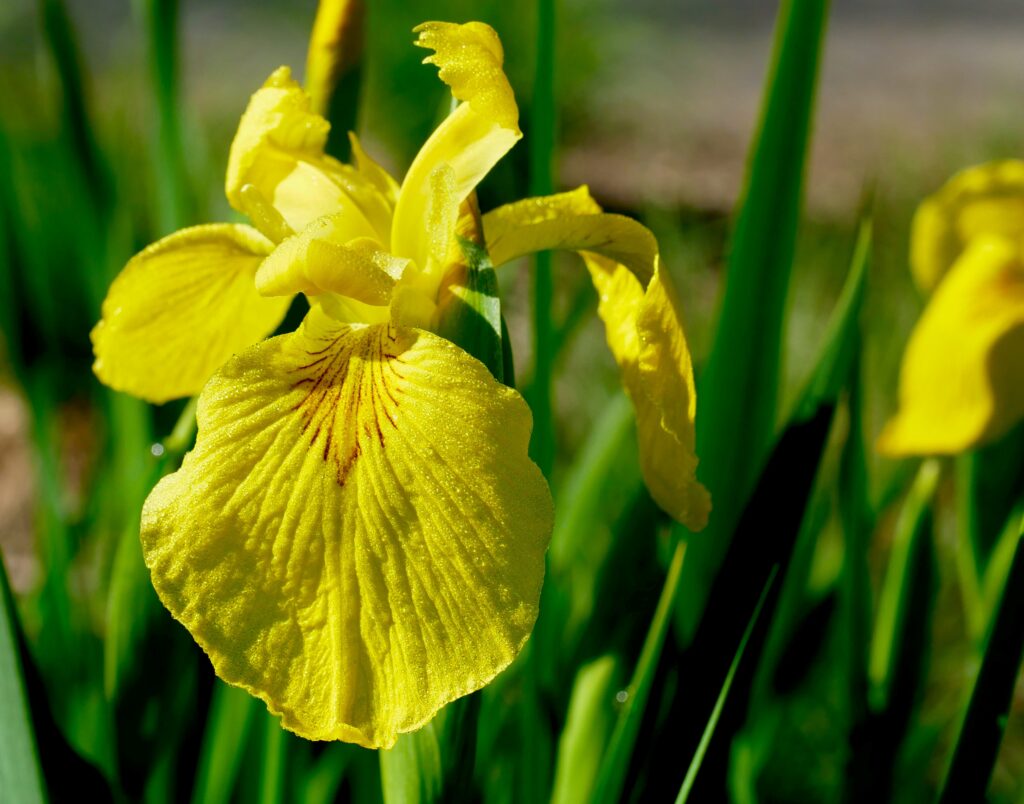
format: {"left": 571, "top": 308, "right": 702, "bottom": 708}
{"left": 305, "top": 0, "right": 364, "bottom": 115}
{"left": 879, "top": 236, "right": 1024, "bottom": 455}
{"left": 256, "top": 214, "right": 408, "bottom": 303}
{"left": 91, "top": 224, "right": 289, "bottom": 404}
{"left": 911, "top": 160, "right": 1024, "bottom": 292}
{"left": 484, "top": 188, "right": 709, "bottom": 529}
{"left": 391, "top": 22, "right": 521, "bottom": 267}
{"left": 141, "top": 307, "right": 552, "bottom": 747}
{"left": 226, "top": 67, "right": 388, "bottom": 241}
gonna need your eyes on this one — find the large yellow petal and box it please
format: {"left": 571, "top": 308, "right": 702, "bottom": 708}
{"left": 141, "top": 306, "right": 552, "bottom": 748}
{"left": 91, "top": 224, "right": 289, "bottom": 404}
{"left": 878, "top": 236, "right": 1024, "bottom": 455}
{"left": 484, "top": 188, "right": 709, "bottom": 529}
{"left": 911, "top": 160, "right": 1024, "bottom": 292}
{"left": 226, "top": 67, "right": 390, "bottom": 242}
{"left": 391, "top": 22, "right": 521, "bottom": 269}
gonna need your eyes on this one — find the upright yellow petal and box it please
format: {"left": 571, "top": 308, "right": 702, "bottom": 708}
{"left": 391, "top": 22, "right": 521, "bottom": 268}
{"left": 141, "top": 307, "right": 552, "bottom": 748}
{"left": 91, "top": 224, "right": 289, "bottom": 404}
{"left": 226, "top": 68, "right": 390, "bottom": 241}
{"left": 413, "top": 21, "right": 518, "bottom": 132}
{"left": 484, "top": 189, "right": 709, "bottom": 529}
{"left": 911, "top": 160, "right": 1024, "bottom": 292}
{"left": 878, "top": 236, "right": 1024, "bottom": 455}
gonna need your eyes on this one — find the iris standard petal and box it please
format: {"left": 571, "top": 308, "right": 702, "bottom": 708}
{"left": 141, "top": 306, "right": 552, "bottom": 748}
{"left": 225, "top": 67, "right": 389, "bottom": 241}
{"left": 911, "top": 160, "right": 1024, "bottom": 292}
{"left": 91, "top": 224, "right": 289, "bottom": 404}
{"left": 483, "top": 188, "right": 710, "bottom": 530}
{"left": 878, "top": 236, "right": 1024, "bottom": 455}
{"left": 391, "top": 22, "right": 521, "bottom": 268}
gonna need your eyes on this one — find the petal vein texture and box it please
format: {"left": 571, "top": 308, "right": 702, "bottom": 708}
{"left": 141, "top": 307, "right": 552, "bottom": 747}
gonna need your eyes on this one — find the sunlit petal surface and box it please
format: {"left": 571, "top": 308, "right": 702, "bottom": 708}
{"left": 141, "top": 306, "right": 552, "bottom": 747}
{"left": 484, "top": 188, "right": 709, "bottom": 529}
{"left": 226, "top": 67, "right": 389, "bottom": 240}
{"left": 391, "top": 22, "right": 521, "bottom": 268}
{"left": 256, "top": 215, "right": 408, "bottom": 302}
{"left": 91, "top": 224, "right": 288, "bottom": 403}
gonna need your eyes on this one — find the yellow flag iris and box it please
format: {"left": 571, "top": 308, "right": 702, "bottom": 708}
{"left": 878, "top": 161, "right": 1024, "bottom": 456}
{"left": 93, "top": 21, "right": 709, "bottom": 748}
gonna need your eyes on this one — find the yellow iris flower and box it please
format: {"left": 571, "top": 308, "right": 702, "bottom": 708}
{"left": 92, "top": 21, "right": 709, "bottom": 748}
{"left": 878, "top": 161, "right": 1024, "bottom": 455}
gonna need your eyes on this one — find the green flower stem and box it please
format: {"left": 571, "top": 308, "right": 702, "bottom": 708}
{"left": 955, "top": 454, "right": 986, "bottom": 641}
{"left": 162, "top": 396, "right": 198, "bottom": 461}
{"left": 940, "top": 511, "right": 1024, "bottom": 801}
{"left": 0, "top": 554, "right": 45, "bottom": 804}
{"left": 528, "top": 0, "right": 557, "bottom": 477}
{"left": 675, "top": 568, "right": 778, "bottom": 804}
{"left": 140, "top": 0, "right": 189, "bottom": 232}
{"left": 594, "top": 540, "right": 686, "bottom": 804}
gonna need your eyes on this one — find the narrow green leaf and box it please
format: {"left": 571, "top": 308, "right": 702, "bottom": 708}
{"left": 0, "top": 555, "right": 46, "bottom": 804}
{"left": 980, "top": 502, "right": 1024, "bottom": 619}
{"left": 955, "top": 454, "right": 986, "bottom": 640}
{"left": 380, "top": 696, "right": 479, "bottom": 804}
{"left": 673, "top": 214, "right": 865, "bottom": 776}
{"left": 850, "top": 459, "right": 938, "bottom": 799}
{"left": 868, "top": 460, "right": 940, "bottom": 711}
{"left": 655, "top": 404, "right": 835, "bottom": 800}
{"left": 191, "top": 682, "right": 259, "bottom": 804}
{"left": 940, "top": 512, "right": 1024, "bottom": 802}
{"left": 794, "top": 218, "right": 870, "bottom": 419}
{"left": 676, "top": 568, "right": 778, "bottom": 804}
{"left": 550, "top": 655, "right": 623, "bottom": 804}
{"left": 530, "top": 392, "right": 642, "bottom": 692}
{"left": 39, "top": 0, "right": 109, "bottom": 207}
{"left": 678, "top": 0, "right": 831, "bottom": 637}
{"left": 593, "top": 541, "right": 687, "bottom": 804}
{"left": 526, "top": 0, "right": 557, "bottom": 477}
{"left": 260, "top": 713, "right": 288, "bottom": 804}
{"left": 378, "top": 716, "right": 442, "bottom": 798}
{"left": 300, "top": 743, "right": 356, "bottom": 804}
{"left": 956, "top": 426, "right": 1024, "bottom": 641}
{"left": 139, "top": 0, "right": 190, "bottom": 232}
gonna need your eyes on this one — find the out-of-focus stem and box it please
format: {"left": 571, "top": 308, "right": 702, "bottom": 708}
{"left": 142, "top": 0, "right": 189, "bottom": 232}
{"left": 528, "top": 0, "right": 557, "bottom": 477}
{"left": 305, "top": 0, "right": 365, "bottom": 158}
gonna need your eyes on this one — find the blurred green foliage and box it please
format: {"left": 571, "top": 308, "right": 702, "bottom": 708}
{"left": 1, "top": 0, "right": 1023, "bottom": 802}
